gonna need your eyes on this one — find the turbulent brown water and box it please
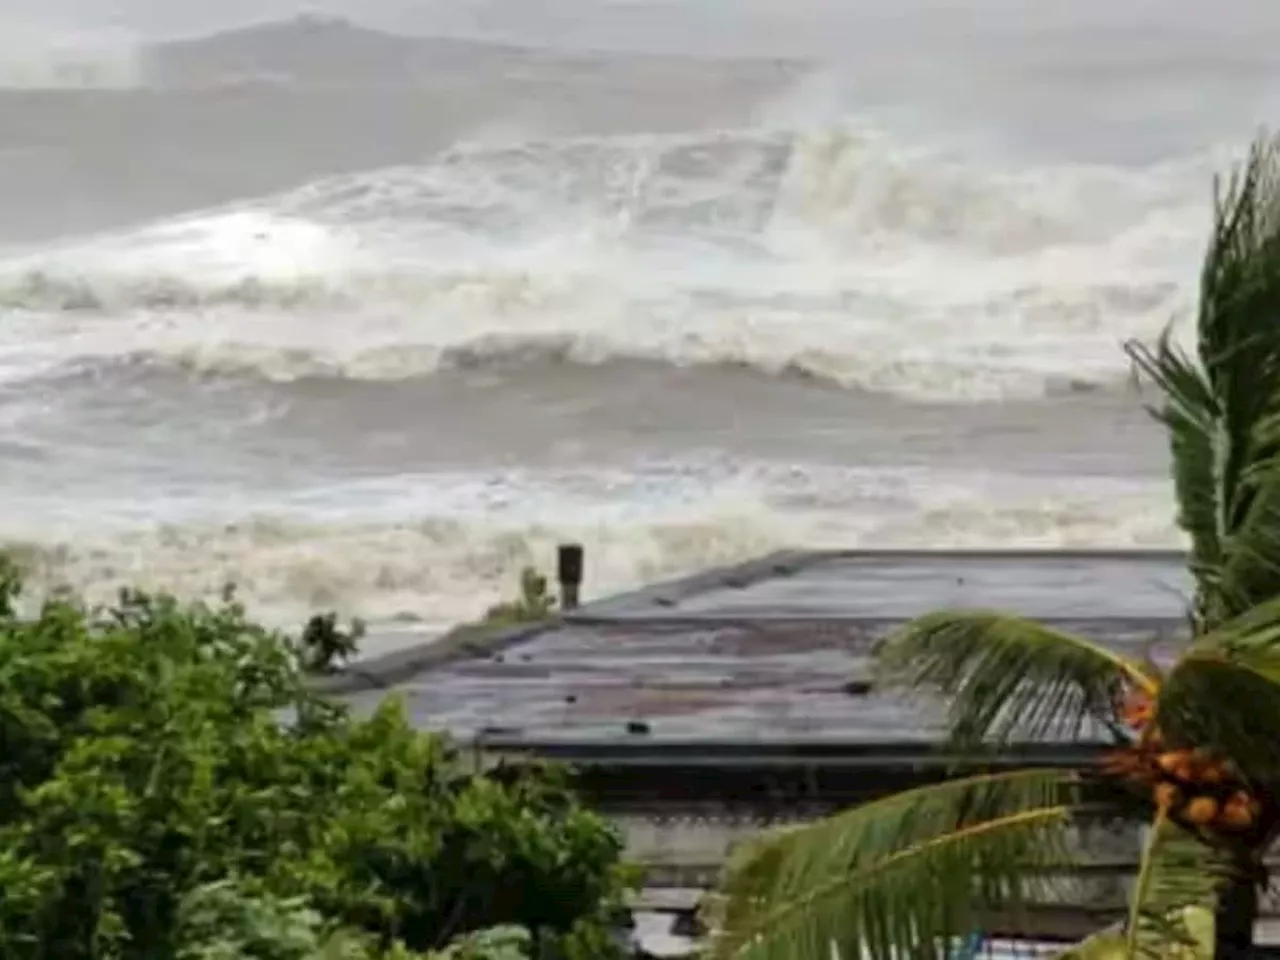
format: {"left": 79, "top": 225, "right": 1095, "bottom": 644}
{"left": 2, "top": 7, "right": 1277, "bottom": 646}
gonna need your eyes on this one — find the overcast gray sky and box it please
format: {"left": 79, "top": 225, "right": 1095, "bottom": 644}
{"left": 10, "top": 0, "right": 1280, "bottom": 56}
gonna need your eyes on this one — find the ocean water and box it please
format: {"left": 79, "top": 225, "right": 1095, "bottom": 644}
{"left": 0, "top": 11, "right": 1274, "bottom": 649}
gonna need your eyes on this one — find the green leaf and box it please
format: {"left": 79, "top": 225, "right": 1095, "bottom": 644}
{"left": 1158, "top": 656, "right": 1280, "bottom": 783}
{"left": 1152, "top": 595, "right": 1280, "bottom": 780}
{"left": 1052, "top": 907, "right": 1214, "bottom": 960}
{"left": 707, "top": 769, "right": 1081, "bottom": 960}
{"left": 1123, "top": 333, "right": 1222, "bottom": 614}
{"left": 0, "top": 555, "right": 629, "bottom": 960}
{"left": 1128, "top": 131, "right": 1280, "bottom": 627}
{"left": 1124, "top": 814, "right": 1228, "bottom": 959}
{"left": 876, "top": 611, "right": 1155, "bottom": 748}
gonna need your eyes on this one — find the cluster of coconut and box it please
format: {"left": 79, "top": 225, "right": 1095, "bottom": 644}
{"left": 1149, "top": 749, "right": 1261, "bottom": 831}
{"left": 1107, "top": 686, "right": 1264, "bottom": 836}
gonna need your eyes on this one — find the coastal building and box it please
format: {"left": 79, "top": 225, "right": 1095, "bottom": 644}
{"left": 323, "top": 548, "right": 1280, "bottom": 955}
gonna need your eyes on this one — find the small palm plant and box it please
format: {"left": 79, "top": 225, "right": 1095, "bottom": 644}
{"left": 708, "top": 134, "right": 1280, "bottom": 959}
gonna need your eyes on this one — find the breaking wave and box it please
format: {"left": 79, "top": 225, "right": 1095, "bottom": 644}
{"left": 2, "top": 466, "right": 1180, "bottom": 638}
{"left": 0, "top": 123, "right": 1213, "bottom": 401}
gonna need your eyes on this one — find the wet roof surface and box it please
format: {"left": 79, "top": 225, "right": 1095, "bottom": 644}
{"left": 339, "top": 550, "right": 1194, "bottom": 744}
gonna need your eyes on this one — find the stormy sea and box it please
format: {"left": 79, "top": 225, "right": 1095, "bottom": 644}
{"left": 3, "top": 6, "right": 1279, "bottom": 652}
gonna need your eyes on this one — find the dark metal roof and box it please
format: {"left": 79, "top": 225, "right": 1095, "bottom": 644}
{"left": 331, "top": 549, "right": 1193, "bottom": 745}
{"left": 577, "top": 548, "right": 1192, "bottom": 622}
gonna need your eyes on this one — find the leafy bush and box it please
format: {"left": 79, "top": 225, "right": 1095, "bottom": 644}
{"left": 172, "top": 879, "right": 535, "bottom": 960}
{"left": 482, "top": 568, "right": 557, "bottom": 627}
{"left": 174, "top": 881, "right": 329, "bottom": 960}
{"left": 0, "top": 559, "right": 630, "bottom": 960}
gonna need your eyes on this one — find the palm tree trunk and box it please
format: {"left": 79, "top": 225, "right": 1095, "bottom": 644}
{"left": 1214, "top": 858, "right": 1259, "bottom": 959}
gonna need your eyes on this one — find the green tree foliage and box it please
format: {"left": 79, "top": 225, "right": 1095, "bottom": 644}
{"left": 298, "top": 612, "right": 366, "bottom": 675}
{"left": 707, "top": 134, "right": 1280, "bottom": 959}
{"left": 483, "top": 568, "right": 558, "bottom": 627}
{"left": 171, "top": 879, "right": 533, "bottom": 960}
{"left": 174, "top": 881, "right": 331, "bottom": 960}
{"left": 0, "top": 567, "right": 630, "bottom": 960}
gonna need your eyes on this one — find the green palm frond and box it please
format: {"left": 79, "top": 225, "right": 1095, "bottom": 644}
{"left": 706, "top": 769, "right": 1081, "bottom": 960}
{"left": 1128, "top": 131, "right": 1280, "bottom": 627}
{"left": 876, "top": 611, "right": 1155, "bottom": 748}
{"left": 715, "top": 134, "right": 1280, "bottom": 960}
{"left": 1043, "top": 820, "right": 1224, "bottom": 960}
{"left": 1124, "top": 332, "right": 1220, "bottom": 608}
{"left": 1052, "top": 909, "right": 1214, "bottom": 960}
{"left": 1124, "top": 813, "right": 1229, "bottom": 959}
{"left": 1156, "top": 617, "right": 1280, "bottom": 782}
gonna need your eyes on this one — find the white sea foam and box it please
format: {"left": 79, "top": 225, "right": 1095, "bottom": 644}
{"left": 0, "top": 117, "right": 1204, "bottom": 631}
{"left": 0, "top": 124, "right": 1214, "bottom": 400}
{"left": 1, "top": 462, "right": 1180, "bottom": 639}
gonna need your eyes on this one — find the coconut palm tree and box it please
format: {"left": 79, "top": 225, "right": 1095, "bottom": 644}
{"left": 707, "top": 134, "right": 1280, "bottom": 960}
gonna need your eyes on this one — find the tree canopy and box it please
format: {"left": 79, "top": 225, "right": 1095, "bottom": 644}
{"left": 0, "top": 561, "right": 631, "bottom": 960}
